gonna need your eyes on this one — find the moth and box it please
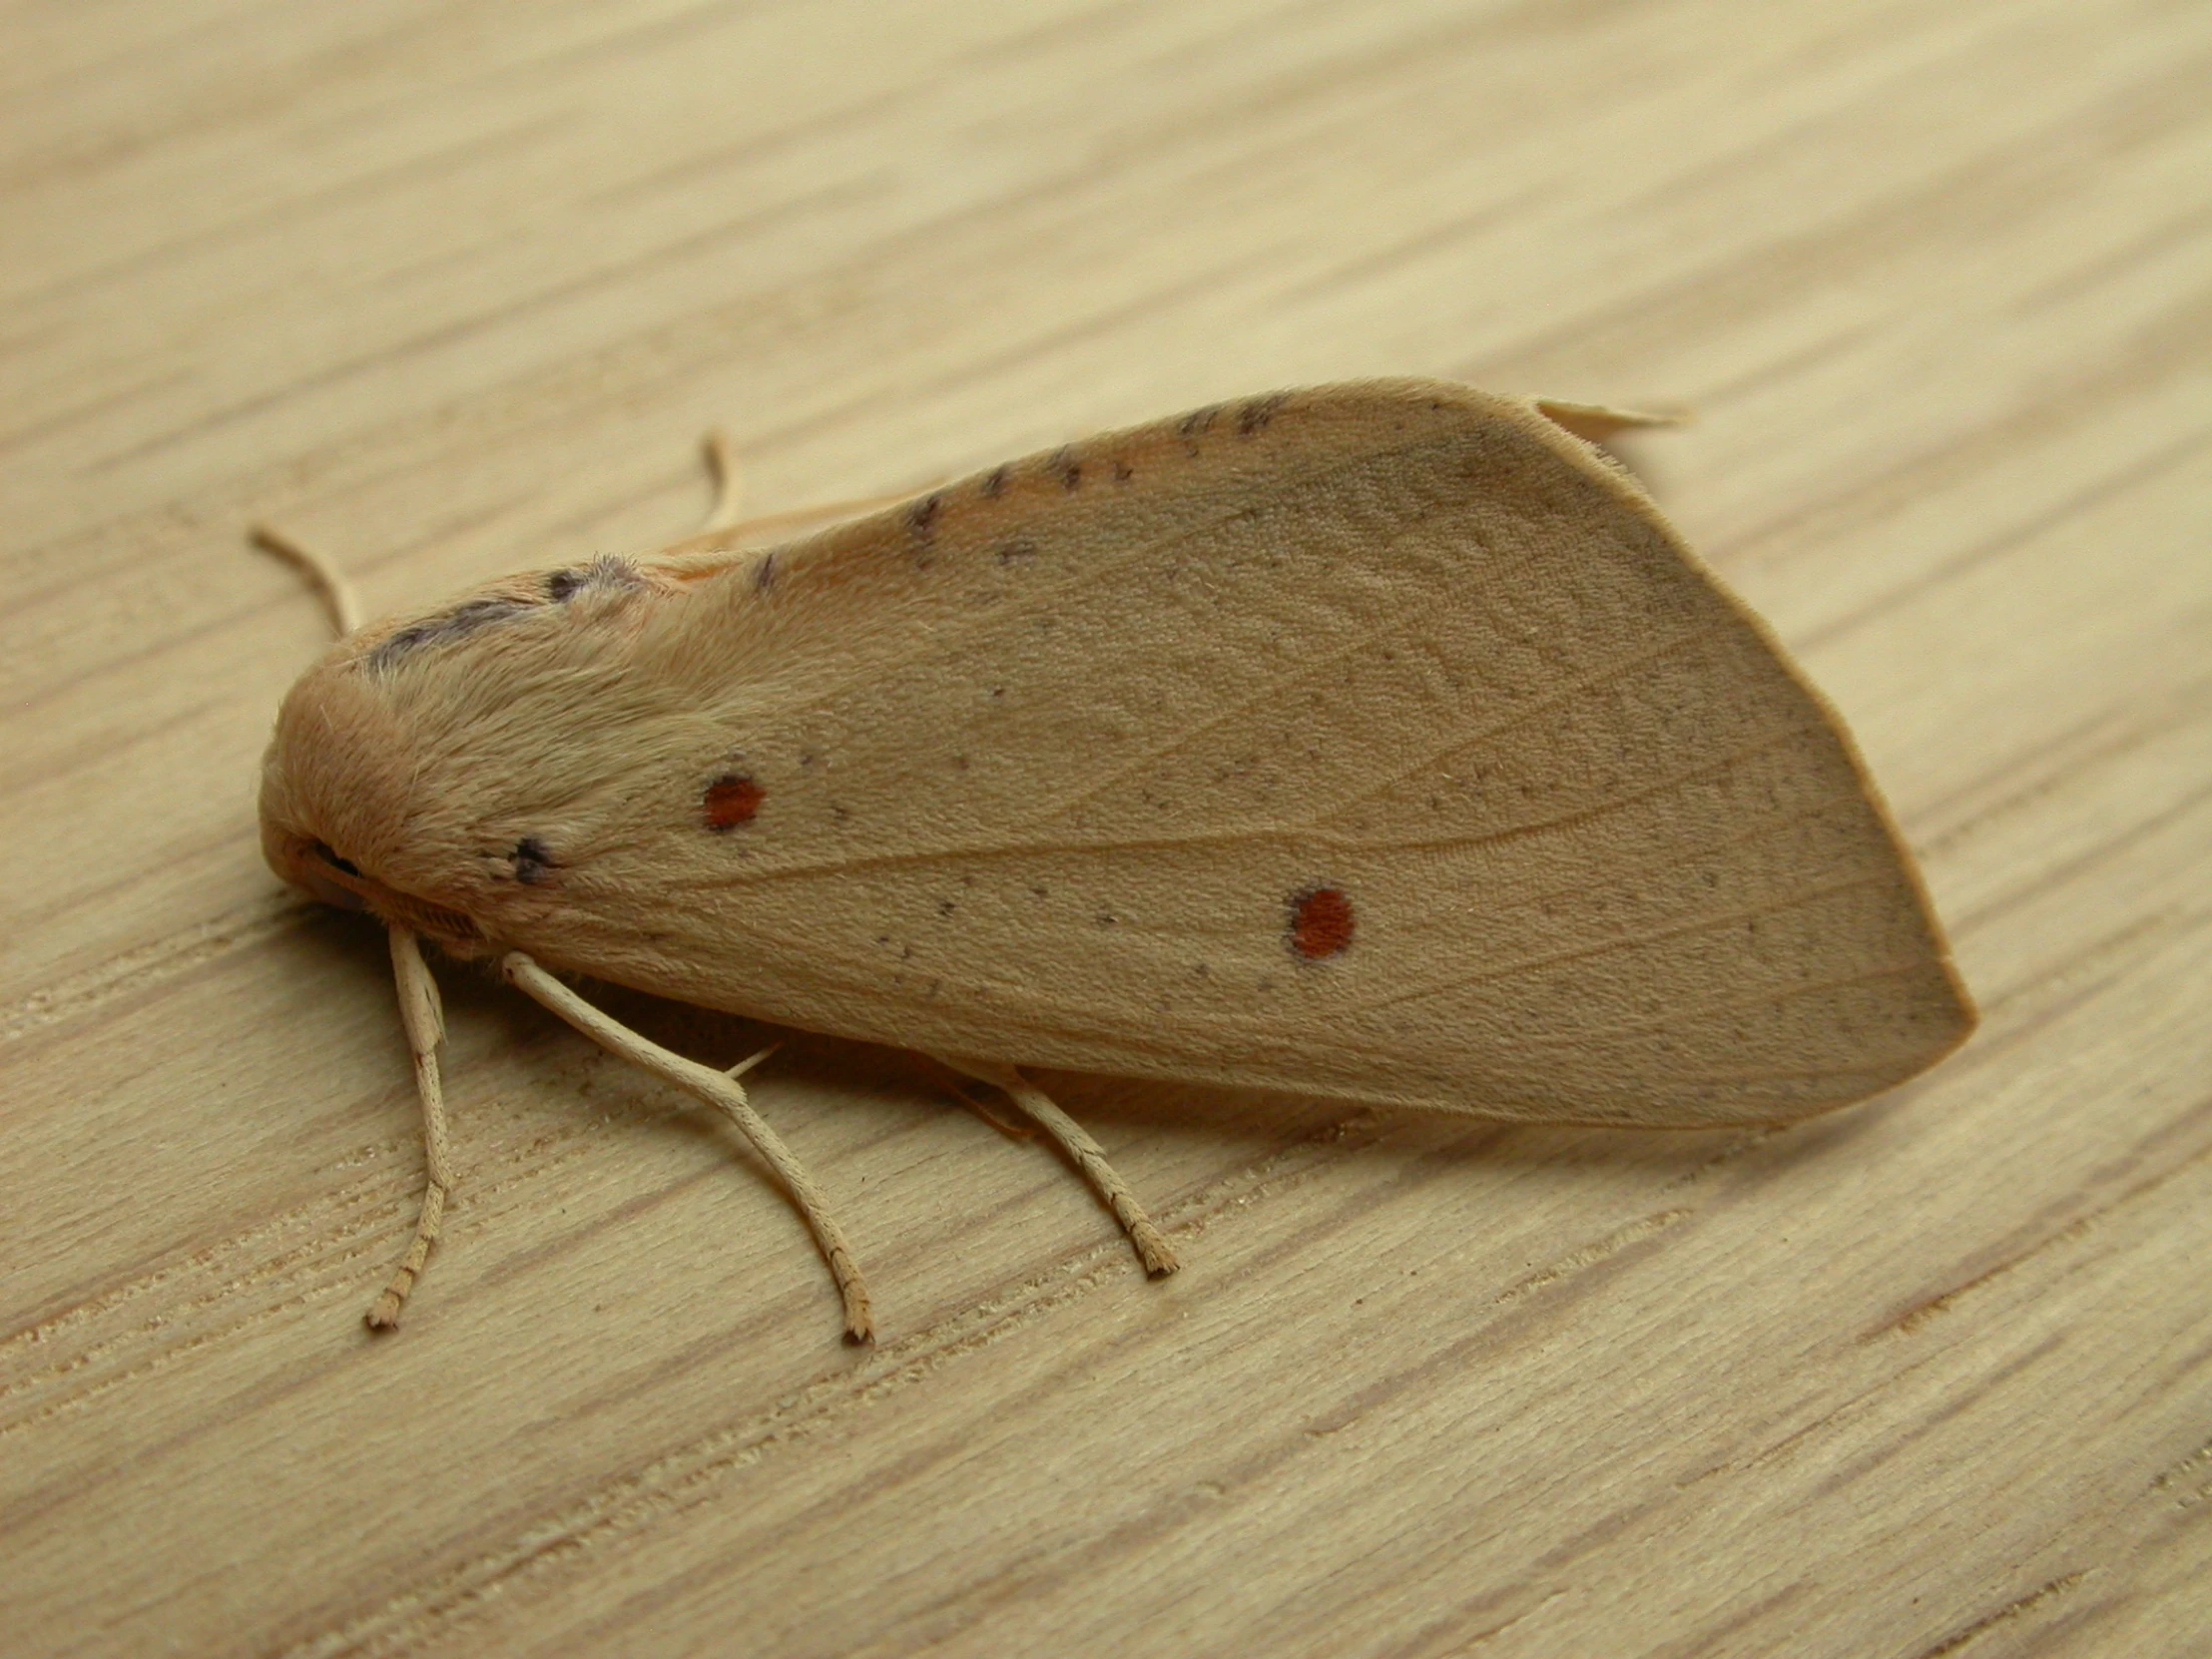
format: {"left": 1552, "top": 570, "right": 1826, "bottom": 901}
{"left": 257, "top": 379, "right": 1974, "bottom": 1342}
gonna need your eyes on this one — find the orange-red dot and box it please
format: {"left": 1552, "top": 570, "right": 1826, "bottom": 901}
{"left": 1290, "top": 885, "right": 1354, "bottom": 960}
{"left": 704, "top": 774, "right": 764, "bottom": 830}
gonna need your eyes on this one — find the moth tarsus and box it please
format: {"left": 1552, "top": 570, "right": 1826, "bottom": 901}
{"left": 1527, "top": 397, "right": 1687, "bottom": 447}
{"left": 500, "top": 952, "right": 876, "bottom": 1345}
{"left": 365, "top": 924, "right": 454, "bottom": 1331}
{"left": 700, "top": 428, "right": 745, "bottom": 533}
{"left": 934, "top": 1056, "right": 1179, "bottom": 1277}
{"left": 256, "top": 378, "right": 1972, "bottom": 1347}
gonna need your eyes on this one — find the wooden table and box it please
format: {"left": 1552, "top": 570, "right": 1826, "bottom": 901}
{"left": 6, "top": 3, "right": 2208, "bottom": 1653}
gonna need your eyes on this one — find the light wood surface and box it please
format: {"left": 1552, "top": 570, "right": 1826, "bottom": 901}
{"left": 4, "top": 3, "right": 2207, "bottom": 1654}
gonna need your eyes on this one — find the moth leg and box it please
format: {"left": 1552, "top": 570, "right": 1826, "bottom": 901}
{"left": 698, "top": 429, "right": 907, "bottom": 537}
{"left": 946, "top": 1081, "right": 1037, "bottom": 1142}
{"left": 700, "top": 429, "right": 746, "bottom": 532}
{"left": 931, "top": 1057, "right": 1178, "bottom": 1277}
{"left": 366, "top": 926, "right": 456, "bottom": 1329}
{"left": 501, "top": 953, "right": 874, "bottom": 1344}
{"left": 693, "top": 429, "right": 951, "bottom": 544}
{"left": 1529, "top": 397, "right": 1688, "bottom": 446}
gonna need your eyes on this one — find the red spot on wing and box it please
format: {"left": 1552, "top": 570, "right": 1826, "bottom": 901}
{"left": 1290, "top": 886, "right": 1354, "bottom": 960}
{"left": 704, "top": 774, "right": 765, "bottom": 830}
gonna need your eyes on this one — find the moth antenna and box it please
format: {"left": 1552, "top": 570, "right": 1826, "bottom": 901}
{"left": 367, "top": 926, "right": 455, "bottom": 1330}
{"left": 500, "top": 953, "right": 873, "bottom": 1344}
{"left": 252, "top": 522, "right": 364, "bottom": 637}
{"left": 701, "top": 429, "right": 745, "bottom": 533}
{"left": 933, "top": 1056, "right": 1178, "bottom": 1277}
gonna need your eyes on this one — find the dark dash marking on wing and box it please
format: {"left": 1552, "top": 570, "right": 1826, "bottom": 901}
{"left": 980, "top": 465, "right": 1010, "bottom": 498}
{"left": 1050, "top": 446, "right": 1082, "bottom": 490}
{"left": 1238, "top": 393, "right": 1290, "bottom": 435}
{"left": 908, "top": 492, "right": 943, "bottom": 547}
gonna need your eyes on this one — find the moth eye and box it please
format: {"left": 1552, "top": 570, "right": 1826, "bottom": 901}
{"left": 704, "top": 774, "right": 765, "bottom": 830}
{"left": 311, "top": 841, "right": 361, "bottom": 877}
{"left": 1289, "top": 885, "right": 1355, "bottom": 960}
{"left": 299, "top": 841, "right": 368, "bottom": 912}
{"left": 545, "top": 569, "right": 583, "bottom": 601}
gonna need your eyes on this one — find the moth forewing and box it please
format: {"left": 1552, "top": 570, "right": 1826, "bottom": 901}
{"left": 417, "top": 381, "right": 1966, "bottom": 1122}
{"left": 260, "top": 378, "right": 1973, "bottom": 1337}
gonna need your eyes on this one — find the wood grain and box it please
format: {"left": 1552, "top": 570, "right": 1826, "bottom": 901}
{"left": 4, "top": 2, "right": 2207, "bottom": 1654}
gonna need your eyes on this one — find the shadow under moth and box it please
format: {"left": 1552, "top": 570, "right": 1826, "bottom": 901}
{"left": 255, "top": 378, "right": 1974, "bottom": 1342}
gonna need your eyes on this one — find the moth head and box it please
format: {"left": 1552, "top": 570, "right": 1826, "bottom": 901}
{"left": 259, "top": 631, "right": 491, "bottom": 954}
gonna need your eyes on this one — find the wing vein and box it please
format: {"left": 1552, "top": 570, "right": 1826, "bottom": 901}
{"left": 1344, "top": 869, "right": 1899, "bottom": 1014}
{"left": 695, "top": 718, "right": 1827, "bottom": 886}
